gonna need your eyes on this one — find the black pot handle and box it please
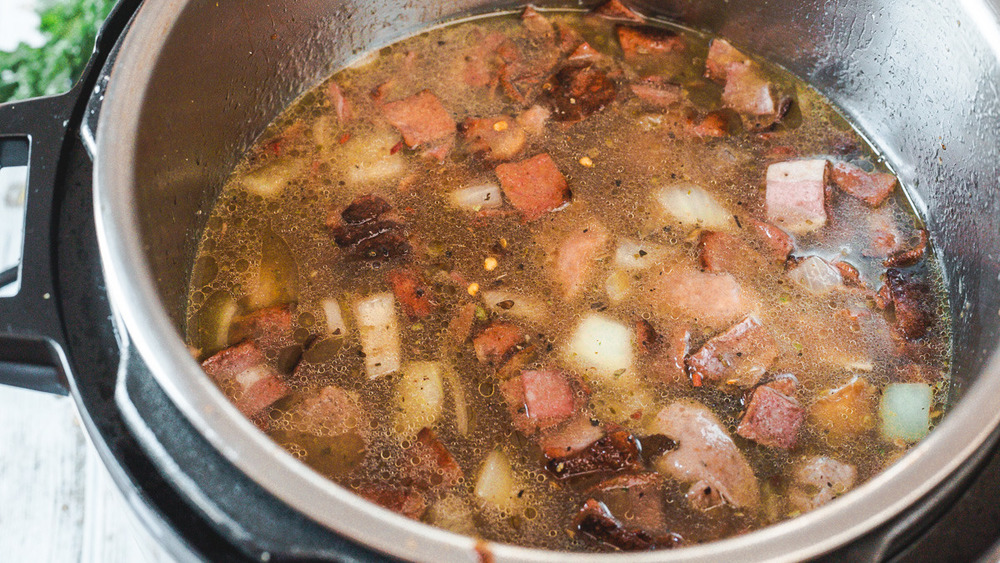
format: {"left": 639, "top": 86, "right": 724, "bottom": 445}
{"left": 0, "top": 94, "right": 78, "bottom": 395}
{"left": 0, "top": 0, "right": 143, "bottom": 395}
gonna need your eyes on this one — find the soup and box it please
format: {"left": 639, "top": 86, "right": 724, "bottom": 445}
{"left": 186, "top": 2, "right": 950, "bottom": 552}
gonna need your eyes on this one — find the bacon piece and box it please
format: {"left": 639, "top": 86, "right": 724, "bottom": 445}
{"left": 687, "top": 315, "right": 778, "bottom": 388}
{"left": 569, "top": 41, "right": 603, "bottom": 62}
{"left": 788, "top": 456, "right": 857, "bottom": 513}
{"left": 648, "top": 267, "right": 755, "bottom": 330}
{"left": 327, "top": 81, "right": 352, "bottom": 122}
{"left": 630, "top": 79, "right": 682, "bottom": 108}
{"left": 386, "top": 268, "right": 434, "bottom": 319}
{"left": 382, "top": 90, "right": 456, "bottom": 148}
{"left": 686, "top": 110, "right": 731, "bottom": 137}
{"left": 500, "top": 370, "right": 577, "bottom": 434}
{"left": 736, "top": 384, "right": 804, "bottom": 448}
{"left": 407, "top": 427, "right": 464, "bottom": 493}
{"left": 461, "top": 30, "right": 516, "bottom": 89}
{"left": 516, "top": 105, "right": 551, "bottom": 136}
{"left": 520, "top": 5, "right": 554, "bottom": 36}
{"left": 830, "top": 261, "right": 861, "bottom": 288}
{"left": 327, "top": 195, "right": 411, "bottom": 262}
{"left": 579, "top": 472, "right": 682, "bottom": 549}
{"left": 546, "top": 427, "right": 641, "bottom": 479}
{"left": 592, "top": 0, "right": 644, "bottom": 22}
{"left": 540, "top": 415, "right": 606, "bottom": 458}
{"left": 766, "top": 159, "right": 830, "bottom": 234}
{"left": 358, "top": 485, "right": 428, "bottom": 519}
{"left": 883, "top": 228, "right": 928, "bottom": 268}
{"left": 831, "top": 161, "right": 897, "bottom": 207}
{"left": 420, "top": 136, "right": 455, "bottom": 162}
{"left": 340, "top": 194, "right": 392, "bottom": 224}
{"left": 705, "top": 40, "right": 790, "bottom": 129}
{"left": 747, "top": 219, "right": 794, "bottom": 263}
{"left": 808, "top": 376, "right": 876, "bottom": 446}
{"left": 698, "top": 230, "right": 768, "bottom": 276}
{"left": 589, "top": 473, "right": 668, "bottom": 530}
{"left": 201, "top": 341, "right": 289, "bottom": 417}
{"left": 686, "top": 480, "right": 724, "bottom": 511}
{"left": 635, "top": 320, "right": 689, "bottom": 385}
{"left": 550, "top": 222, "right": 609, "bottom": 300}
{"left": 721, "top": 62, "right": 791, "bottom": 130}
{"left": 574, "top": 499, "right": 683, "bottom": 551}
{"left": 228, "top": 304, "right": 297, "bottom": 353}
{"left": 542, "top": 65, "right": 617, "bottom": 123}
{"left": 617, "top": 26, "right": 684, "bottom": 59}
{"left": 647, "top": 401, "right": 760, "bottom": 509}
{"left": 883, "top": 269, "right": 933, "bottom": 340}
{"left": 446, "top": 302, "right": 478, "bottom": 346}
{"left": 473, "top": 321, "right": 527, "bottom": 365}
{"left": 495, "top": 153, "right": 571, "bottom": 220}
{"left": 291, "top": 385, "right": 366, "bottom": 436}
{"left": 460, "top": 115, "right": 527, "bottom": 161}
{"left": 704, "top": 38, "right": 749, "bottom": 82}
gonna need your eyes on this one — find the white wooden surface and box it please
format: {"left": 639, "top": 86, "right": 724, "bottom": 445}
{"left": 0, "top": 378, "right": 175, "bottom": 562}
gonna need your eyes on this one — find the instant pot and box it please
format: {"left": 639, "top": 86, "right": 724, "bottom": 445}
{"left": 1, "top": 0, "right": 1000, "bottom": 561}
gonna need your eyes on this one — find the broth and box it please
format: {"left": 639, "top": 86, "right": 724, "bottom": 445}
{"left": 185, "top": 3, "right": 950, "bottom": 552}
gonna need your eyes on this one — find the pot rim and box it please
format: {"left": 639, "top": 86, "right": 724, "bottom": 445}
{"left": 93, "top": 1, "right": 1000, "bottom": 561}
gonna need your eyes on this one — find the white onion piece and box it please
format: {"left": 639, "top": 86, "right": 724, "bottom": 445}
{"left": 342, "top": 130, "right": 405, "bottom": 185}
{"left": 442, "top": 366, "right": 470, "bottom": 436}
{"left": 788, "top": 256, "right": 842, "bottom": 294}
{"left": 322, "top": 298, "right": 348, "bottom": 337}
{"left": 481, "top": 290, "right": 548, "bottom": 323}
{"left": 394, "top": 361, "right": 444, "bottom": 436}
{"left": 353, "top": 292, "right": 401, "bottom": 378}
{"left": 426, "top": 495, "right": 477, "bottom": 535}
{"left": 563, "top": 313, "right": 634, "bottom": 384}
{"left": 614, "top": 239, "right": 669, "bottom": 270}
{"left": 880, "top": 383, "right": 933, "bottom": 442}
{"left": 655, "top": 182, "right": 734, "bottom": 231}
{"left": 604, "top": 269, "right": 631, "bottom": 305}
{"left": 449, "top": 184, "right": 504, "bottom": 211}
{"left": 240, "top": 158, "right": 304, "bottom": 199}
{"left": 474, "top": 450, "right": 520, "bottom": 510}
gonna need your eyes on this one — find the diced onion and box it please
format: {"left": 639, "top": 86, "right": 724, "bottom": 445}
{"left": 788, "top": 256, "right": 842, "bottom": 294}
{"left": 655, "top": 182, "right": 734, "bottom": 231}
{"left": 426, "top": 495, "right": 477, "bottom": 535}
{"left": 394, "top": 361, "right": 444, "bottom": 436}
{"left": 481, "top": 290, "right": 548, "bottom": 323}
{"left": 322, "top": 298, "right": 348, "bottom": 337}
{"left": 879, "top": 383, "right": 933, "bottom": 442}
{"left": 563, "top": 313, "right": 634, "bottom": 384}
{"left": 474, "top": 450, "right": 519, "bottom": 510}
{"left": 353, "top": 292, "right": 401, "bottom": 379}
{"left": 342, "top": 130, "right": 406, "bottom": 185}
{"left": 240, "top": 158, "right": 303, "bottom": 198}
{"left": 449, "top": 184, "right": 504, "bottom": 211}
{"left": 442, "top": 366, "right": 471, "bottom": 436}
{"left": 604, "top": 269, "right": 631, "bottom": 305}
{"left": 614, "top": 239, "right": 669, "bottom": 270}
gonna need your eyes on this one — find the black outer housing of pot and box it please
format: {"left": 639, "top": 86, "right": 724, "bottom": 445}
{"left": 1, "top": 1, "right": 1000, "bottom": 561}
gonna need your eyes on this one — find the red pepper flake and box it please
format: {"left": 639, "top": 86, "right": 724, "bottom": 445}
{"left": 338, "top": 133, "right": 351, "bottom": 144}
{"left": 630, "top": 409, "right": 643, "bottom": 420}
{"left": 390, "top": 140, "right": 405, "bottom": 155}
{"left": 690, "top": 371, "right": 703, "bottom": 387}
{"left": 266, "top": 139, "right": 283, "bottom": 156}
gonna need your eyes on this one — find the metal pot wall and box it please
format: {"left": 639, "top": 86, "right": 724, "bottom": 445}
{"left": 7, "top": 0, "right": 1000, "bottom": 561}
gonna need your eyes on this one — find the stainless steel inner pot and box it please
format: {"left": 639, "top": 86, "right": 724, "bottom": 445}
{"left": 93, "top": 0, "right": 1000, "bottom": 560}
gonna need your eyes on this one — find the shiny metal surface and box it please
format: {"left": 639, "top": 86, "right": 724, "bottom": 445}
{"left": 94, "top": 0, "right": 1000, "bottom": 561}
